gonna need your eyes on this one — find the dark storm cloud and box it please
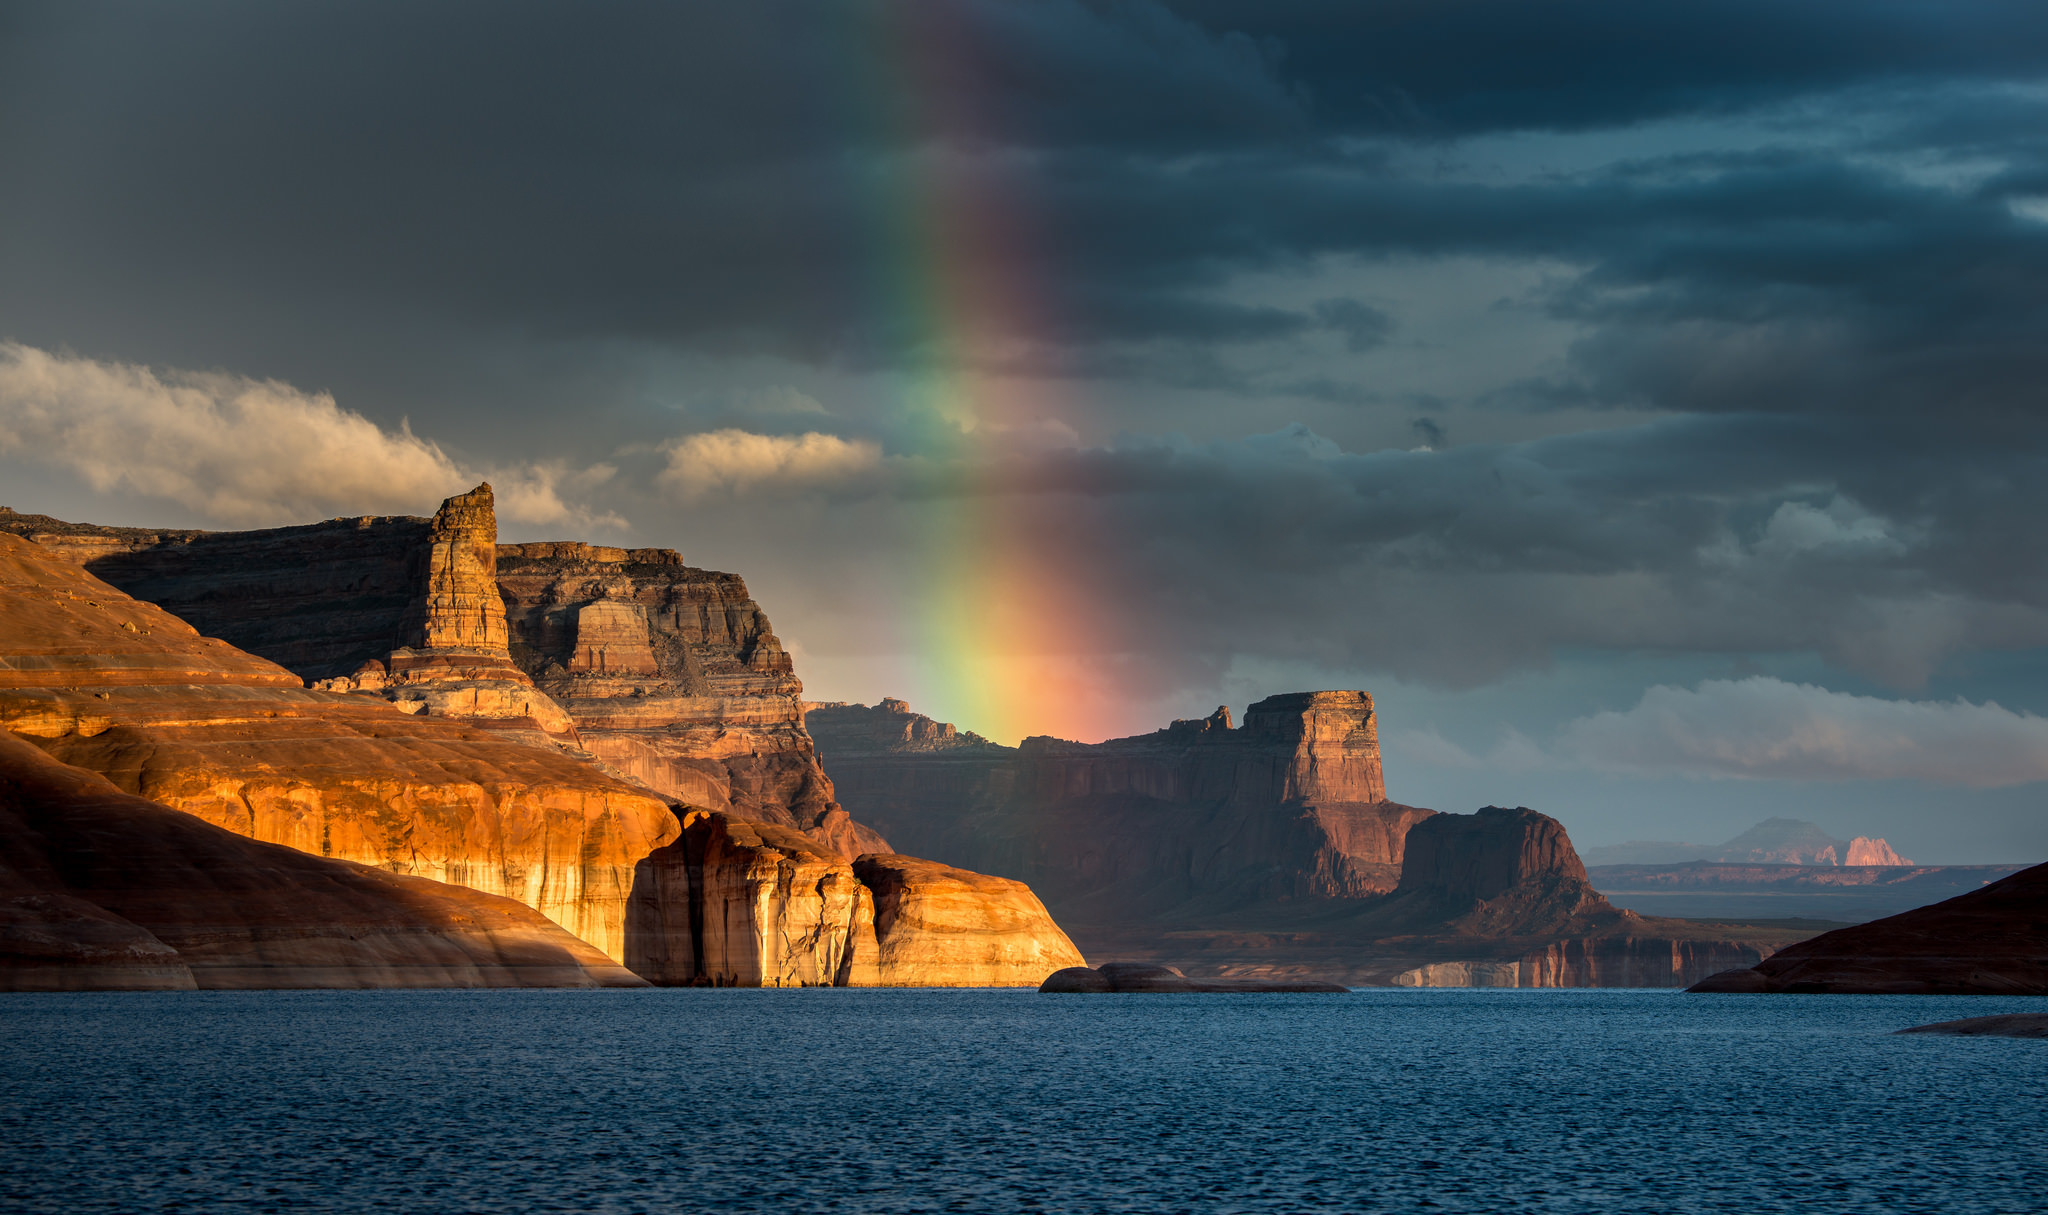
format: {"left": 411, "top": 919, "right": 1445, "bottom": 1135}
{"left": 8, "top": 0, "right": 2048, "bottom": 698}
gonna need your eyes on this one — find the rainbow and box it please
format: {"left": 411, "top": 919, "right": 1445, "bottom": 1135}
{"left": 839, "top": 6, "right": 1126, "bottom": 746}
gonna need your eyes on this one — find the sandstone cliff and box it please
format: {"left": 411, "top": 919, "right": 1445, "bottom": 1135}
{"left": 4, "top": 511, "right": 1083, "bottom": 988}
{"left": 624, "top": 811, "right": 1082, "bottom": 986}
{"left": 0, "top": 732, "right": 645, "bottom": 990}
{"left": 494, "top": 540, "right": 883, "bottom": 856}
{"left": 0, "top": 531, "right": 681, "bottom": 962}
{"left": 6, "top": 493, "right": 881, "bottom": 859}
{"left": 808, "top": 699, "right": 1798, "bottom": 987}
{"left": 808, "top": 692, "right": 1430, "bottom": 916}
{"left": 1689, "top": 860, "right": 2048, "bottom": 994}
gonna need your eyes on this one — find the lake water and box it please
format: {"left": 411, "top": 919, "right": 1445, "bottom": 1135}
{"left": 3, "top": 988, "right": 2044, "bottom": 1213}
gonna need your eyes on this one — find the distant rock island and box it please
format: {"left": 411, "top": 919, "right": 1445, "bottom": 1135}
{"left": 806, "top": 699, "right": 1818, "bottom": 986}
{"left": 1, "top": 490, "right": 1079, "bottom": 989}
{"left": 1584, "top": 817, "right": 1910, "bottom": 867}
{"left": 1690, "top": 860, "right": 2048, "bottom": 994}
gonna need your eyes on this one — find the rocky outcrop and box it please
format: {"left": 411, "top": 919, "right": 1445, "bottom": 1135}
{"left": 1689, "top": 860, "right": 2048, "bottom": 994}
{"left": 625, "top": 812, "right": 1082, "bottom": 986}
{"left": 854, "top": 853, "right": 1087, "bottom": 986}
{"left": 411, "top": 484, "right": 507, "bottom": 651}
{"left": 0, "top": 531, "right": 681, "bottom": 962}
{"left": 496, "top": 541, "right": 883, "bottom": 857}
{"left": 10, "top": 493, "right": 878, "bottom": 857}
{"left": 1896, "top": 1014, "right": 2048, "bottom": 1038}
{"left": 807, "top": 693, "right": 1430, "bottom": 919}
{"left": 1040, "top": 963, "right": 1347, "bottom": 993}
{"left": 808, "top": 697, "right": 1800, "bottom": 988}
{"left": 0, "top": 731, "right": 645, "bottom": 990}
{"left": 1843, "top": 837, "right": 1910, "bottom": 866}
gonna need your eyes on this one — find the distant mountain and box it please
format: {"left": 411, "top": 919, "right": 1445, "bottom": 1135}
{"left": 1583, "top": 817, "right": 1909, "bottom": 868}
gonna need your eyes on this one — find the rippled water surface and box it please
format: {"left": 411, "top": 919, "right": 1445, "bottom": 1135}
{"left": 4, "top": 988, "right": 2045, "bottom": 1213}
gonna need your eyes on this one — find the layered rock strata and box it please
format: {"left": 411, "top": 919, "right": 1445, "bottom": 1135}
{"left": 0, "top": 732, "right": 645, "bottom": 990}
{"left": 0, "top": 531, "right": 681, "bottom": 961}
{"left": 1689, "top": 860, "right": 2048, "bottom": 994}
{"left": 808, "top": 697, "right": 1797, "bottom": 987}
{"left": 9, "top": 493, "right": 874, "bottom": 857}
{"left": 495, "top": 541, "right": 882, "bottom": 857}
{"left": 807, "top": 692, "right": 1429, "bottom": 916}
{"left": 625, "top": 811, "right": 1083, "bottom": 986}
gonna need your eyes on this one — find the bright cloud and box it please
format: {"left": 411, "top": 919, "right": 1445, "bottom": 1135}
{"left": 658, "top": 429, "right": 881, "bottom": 500}
{"left": 0, "top": 343, "right": 620, "bottom": 530}
{"left": 1560, "top": 676, "right": 2048, "bottom": 787}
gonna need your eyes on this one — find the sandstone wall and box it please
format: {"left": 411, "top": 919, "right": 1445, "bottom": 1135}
{"left": 807, "top": 693, "right": 1429, "bottom": 922}
{"left": 0, "top": 532, "right": 680, "bottom": 963}
{"left": 0, "top": 731, "right": 646, "bottom": 990}
{"left": 496, "top": 542, "right": 884, "bottom": 856}
{"left": 624, "top": 812, "right": 1080, "bottom": 986}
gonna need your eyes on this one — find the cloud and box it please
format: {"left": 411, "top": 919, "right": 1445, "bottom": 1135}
{"left": 0, "top": 343, "right": 622, "bottom": 530}
{"left": 657, "top": 429, "right": 881, "bottom": 501}
{"left": 1560, "top": 676, "right": 2048, "bottom": 786}
{"left": 488, "top": 461, "right": 626, "bottom": 534}
{"left": 0, "top": 342, "right": 466, "bottom": 525}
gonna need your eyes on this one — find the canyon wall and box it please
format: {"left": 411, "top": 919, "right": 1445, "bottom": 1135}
{"left": 0, "top": 733, "right": 645, "bottom": 990}
{"left": 625, "top": 812, "right": 1083, "bottom": 987}
{"left": 3, "top": 502, "right": 1076, "bottom": 986}
{"left": 808, "top": 693, "right": 1431, "bottom": 921}
{"left": 493, "top": 542, "right": 883, "bottom": 857}
{"left": 0, "top": 530, "right": 680, "bottom": 962}
{"left": 810, "top": 700, "right": 1796, "bottom": 987}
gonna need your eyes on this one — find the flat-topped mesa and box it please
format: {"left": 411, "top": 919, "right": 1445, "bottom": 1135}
{"left": 1241, "top": 690, "right": 1387, "bottom": 805}
{"left": 806, "top": 692, "right": 1433, "bottom": 926}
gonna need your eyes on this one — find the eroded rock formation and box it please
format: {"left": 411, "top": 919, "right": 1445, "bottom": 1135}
{"left": 0, "top": 531, "right": 680, "bottom": 962}
{"left": 808, "top": 692, "right": 1430, "bottom": 917}
{"left": 808, "top": 699, "right": 1800, "bottom": 987}
{"left": 1689, "top": 860, "right": 2048, "bottom": 994}
{"left": 625, "top": 812, "right": 1081, "bottom": 986}
{"left": 0, "top": 732, "right": 644, "bottom": 990}
{"left": 495, "top": 541, "right": 882, "bottom": 856}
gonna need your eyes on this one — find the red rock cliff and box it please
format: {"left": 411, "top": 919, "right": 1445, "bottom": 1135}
{"left": 0, "top": 532, "right": 680, "bottom": 962}
{"left": 495, "top": 541, "right": 882, "bottom": 857}
{"left": 0, "top": 731, "right": 646, "bottom": 990}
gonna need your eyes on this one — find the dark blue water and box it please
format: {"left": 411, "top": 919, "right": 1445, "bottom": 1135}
{"left": 3, "top": 989, "right": 2044, "bottom": 1214}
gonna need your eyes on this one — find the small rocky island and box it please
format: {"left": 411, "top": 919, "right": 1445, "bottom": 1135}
{"left": 1041, "top": 963, "right": 1348, "bottom": 993}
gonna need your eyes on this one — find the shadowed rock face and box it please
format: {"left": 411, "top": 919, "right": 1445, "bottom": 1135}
{"left": 1690, "top": 860, "right": 2048, "bottom": 994}
{"left": 807, "top": 693, "right": 1427, "bottom": 917}
{"left": 809, "top": 700, "right": 1791, "bottom": 988}
{"left": 625, "top": 812, "right": 1082, "bottom": 986}
{"left": 0, "top": 531, "right": 681, "bottom": 962}
{"left": 0, "top": 732, "right": 646, "bottom": 990}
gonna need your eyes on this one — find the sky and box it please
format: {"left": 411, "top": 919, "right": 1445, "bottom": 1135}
{"left": 4, "top": 1, "right": 2048, "bottom": 861}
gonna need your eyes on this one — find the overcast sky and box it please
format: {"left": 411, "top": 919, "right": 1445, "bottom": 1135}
{"left": 5, "top": 1, "right": 2048, "bottom": 861}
